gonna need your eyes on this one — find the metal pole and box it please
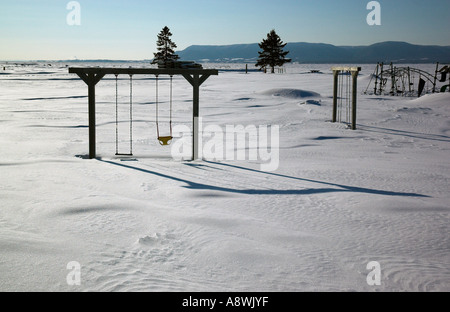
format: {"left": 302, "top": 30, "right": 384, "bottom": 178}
{"left": 379, "top": 63, "right": 384, "bottom": 94}
{"left": 374, "top": 63, "right": 379, "bottom": 95}
{"left": 433, "top": 62, "right": 439, "bottom": 93}
{"left": 408, "top": 67, "right": 412, "bottom": 94}
{"left": 390, "top": 63, "right": 395, "bottom": 95}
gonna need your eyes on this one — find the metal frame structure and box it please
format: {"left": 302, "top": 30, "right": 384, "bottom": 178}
{"left": 364, "top": 62, "right": 450, "bottom": 97}
{"left": 68, "top": 67, "right": 219, "bottom": 159}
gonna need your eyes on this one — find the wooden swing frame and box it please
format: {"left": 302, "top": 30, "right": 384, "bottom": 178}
{"left": 69, "top": 67, "right": 218, "bottom": 160}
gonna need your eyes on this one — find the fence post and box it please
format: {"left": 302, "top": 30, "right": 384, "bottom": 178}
{"left": 351, "top": 70, "right": 359, "bottom": 130}
{"left": 332, "top": 70, "right": 339, "bottom": 123}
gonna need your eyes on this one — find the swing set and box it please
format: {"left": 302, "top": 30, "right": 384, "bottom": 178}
{"left": 69, "top": 67, "right": 218, "bottom": 159}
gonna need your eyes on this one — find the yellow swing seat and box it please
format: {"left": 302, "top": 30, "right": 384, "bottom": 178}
{"left": 158, "top": 136, "right": 173, "bottom": 146}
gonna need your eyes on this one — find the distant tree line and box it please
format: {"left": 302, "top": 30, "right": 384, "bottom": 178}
{"left": 152, "top": 27, "right": 291, "bottom": 73}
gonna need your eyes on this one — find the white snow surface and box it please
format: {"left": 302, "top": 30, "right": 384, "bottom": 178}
{"left": 0, "top": 62, "right": 449, "bottom": 292}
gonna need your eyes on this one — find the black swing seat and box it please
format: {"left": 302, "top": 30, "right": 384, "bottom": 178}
{"left": 158, "top": 136, "right": 173, "bottom": 146}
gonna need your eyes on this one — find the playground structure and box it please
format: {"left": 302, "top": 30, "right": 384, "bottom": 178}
{"left": 332, "top": 66, "right": 361, "bottom": 130}
{"left": 365, "top": 62, "right": 450, "bottom": 97}
{"left": 69, "top": 67, "right": 218, "bottom": 159}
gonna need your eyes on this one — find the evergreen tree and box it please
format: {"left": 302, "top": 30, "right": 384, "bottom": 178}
{"left": 152, "top": 26, "right": 179, "bottom": 64}
{"left": 255, "top": 30, "right": 291, "bottom": 73}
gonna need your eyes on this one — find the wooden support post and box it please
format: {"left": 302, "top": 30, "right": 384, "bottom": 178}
{"left": 88, "top": 80, "right": 96, "bottom": 159}
{"left": 75, "top": 72, "right": 104, "bottom": 159}
{"left": 192, "top": 75, "right": 200, "bottom": 161}
{"left": 332, "top": 70, "right": 339, "bottom": 123}
{"left": 182, "top": 73, "right": 211, "bottom": 160}
{"left": 351, "top": 70, "right": 359, "bottom": 130}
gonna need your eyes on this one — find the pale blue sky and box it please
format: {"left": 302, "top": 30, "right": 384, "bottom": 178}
{"left": 0, "top": 0, "right": 449, "bottom": 60}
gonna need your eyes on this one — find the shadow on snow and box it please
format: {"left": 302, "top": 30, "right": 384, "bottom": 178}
{"left": 98, "top": 159, "right": 429, "bottom": 198}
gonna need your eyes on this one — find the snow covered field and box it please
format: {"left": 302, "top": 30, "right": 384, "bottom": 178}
{"left": 0, "top": 62, "right": 449, "bottom": 292}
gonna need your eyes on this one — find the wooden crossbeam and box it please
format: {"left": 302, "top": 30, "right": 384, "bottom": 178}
{"left": 69, "top": 67, "right": 218, "bottom": 76}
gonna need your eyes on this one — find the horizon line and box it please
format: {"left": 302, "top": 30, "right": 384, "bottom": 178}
{"left": 1, "top": 40, "right": 449, "bottom": 63}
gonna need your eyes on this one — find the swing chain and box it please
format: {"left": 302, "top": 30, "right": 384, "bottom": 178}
{"left": 155, "top": 74, "right": 159, "bottom": 137}
{"left": 114, "top": 73, "right": 134, "bottom": 156}
{"left": 169, "top": 75, "right": 173, "bottom": 137}
{"left": 129, "top": 74, "right": 133, "bottom": 155}
{"left": 155, "top": 74, "right": 174, "bottom": 145}
{"left": 114, "top": 73, "right": 119, "bottom": 155}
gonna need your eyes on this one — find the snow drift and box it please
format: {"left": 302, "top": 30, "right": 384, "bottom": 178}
{"left": 261, "top": 88, "right": 321, "bottom": 99}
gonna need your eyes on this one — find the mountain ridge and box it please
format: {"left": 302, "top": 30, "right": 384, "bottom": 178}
{"left": 176, "top": 41, "right": 450, "bottom": 64}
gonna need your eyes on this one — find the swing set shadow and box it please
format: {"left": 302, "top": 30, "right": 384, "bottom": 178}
{"left": 98, "top": 159, "right": 430, "bottom": 198}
